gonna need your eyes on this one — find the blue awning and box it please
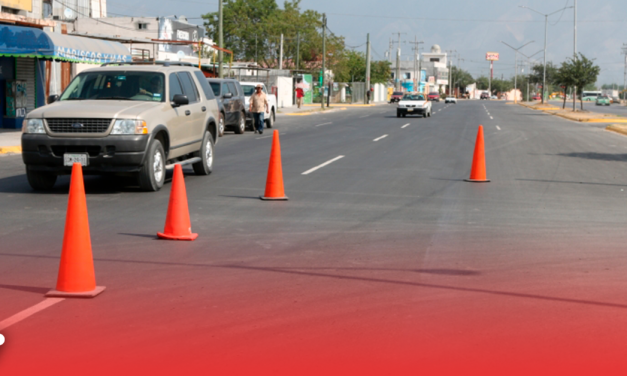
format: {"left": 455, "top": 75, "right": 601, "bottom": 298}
{"left": 0, "top": 24, "right": 131, "bottom": 64}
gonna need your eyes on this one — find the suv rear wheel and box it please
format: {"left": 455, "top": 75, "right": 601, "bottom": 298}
{"left": 234, "top": 112, "right": 245, "bottom": 134}
{"left": 192, "top": 131, "right": 214, "bottom": 175}
{"left": 138, "top": 139, "right": 166, "bottom": 191}
{"left": 26, "top": 166, "right": 57, "bottom": 191}
{"left": 218, "top": 113, "right": 225, "bottom": 137}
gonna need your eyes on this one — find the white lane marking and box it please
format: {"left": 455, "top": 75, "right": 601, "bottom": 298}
{"left": 373, "top": 134, "right": 388, "bottom": 142}
{"left": 438, "top": 109, "right": 442, "bottom": 112}
{"left": 0, "top": 298, "right": 64, "bottom": 331}
{"left": 496, "top": 125, "right": 501, "bottom": 130}
{"left": 360, "top": 114, "right": 370, "bottom": 118}
{"left": 302, "top": 155, "right": 345, "bottom": 175}
{"left": 315, "top": 122, "right": 332, "bottom": 127}
{"left": 401, "top": 123, "right": 410, "bottom": 128}
{"left": 490, "top": 116, "right": 494, "bottom": 120}
{"left": 256, "top": 135, "right": 272, "bottom": 139}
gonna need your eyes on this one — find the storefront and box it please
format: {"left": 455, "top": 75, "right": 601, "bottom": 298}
{"left": 0, "top": 24, "right": 131, "bottom": 128}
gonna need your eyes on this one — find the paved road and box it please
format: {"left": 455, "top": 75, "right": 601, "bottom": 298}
{"left": 2, "top": 101, "right": 627, "bottom": 373}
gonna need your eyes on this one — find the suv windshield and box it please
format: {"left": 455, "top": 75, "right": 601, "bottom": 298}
{"left": 60, "top": 71, "right": 166, "bottom": 102}
{"left": 393, "top": 92, "right": 403, "bottom": 96}
{"left": 242, "top": 85, "right": 256, "bottom": 96}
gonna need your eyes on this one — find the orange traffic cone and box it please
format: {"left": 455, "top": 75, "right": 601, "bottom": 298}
{"left": 464, "top": 125, "right": 490, "bottom": 183}
{"left": 157, "top": 164, "right": 198, "bottom": 240}
{"left": 46, "top": 163, "right": 105, "bottom": 298}
{"left": 260, "top": 130, "right": 288, "bottom": 200}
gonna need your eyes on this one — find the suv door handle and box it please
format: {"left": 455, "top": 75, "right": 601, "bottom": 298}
{"left": 185, "top": 110, "right": 191, "bottom": 116}
{"left": 201, "top": 106, "right": 206, "bottom": 112}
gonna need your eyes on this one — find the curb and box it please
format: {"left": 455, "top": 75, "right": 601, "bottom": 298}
{"left": 285, "top": 107, "right": 347, "bottom": 116}
{"left": 518, "top": 103, "right": 626, "bottom": 123}
{"left": 606, "top": 124, "right": 627, "bottom": 137}
{"left": 0, "top": 146, "right": 21, "bottom": 155}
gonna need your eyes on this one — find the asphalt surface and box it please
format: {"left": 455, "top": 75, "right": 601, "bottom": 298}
{"left": 2, "top": 101, "right": 627, "bottom": 374}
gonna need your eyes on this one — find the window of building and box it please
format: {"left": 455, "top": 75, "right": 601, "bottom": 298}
{"left": 43, "top": 1, "right": 53, "bottom": 18}
{"left": 391, "top": 72, "right": 395, "bottom": 79}
{"left": 430, "top": 58, "right": 440, "bottom": 62}
{"left": 404, "top": 73, "right": 411, "bottom": 79}
{"left": 137, "top": 23, "right": 149, "bottom": 30}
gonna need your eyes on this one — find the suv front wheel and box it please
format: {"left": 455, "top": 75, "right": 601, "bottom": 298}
{"left": 192, "top": 131, "right": 214, "bottom": 175}
{"left": 26, "top": 166, "right": 57, "bottom": 191}
{"left": 234, "top": 112, "right": 245, "bottom": 134}
{"left": 138, "top": 139, "right": 166, "bottom": 191}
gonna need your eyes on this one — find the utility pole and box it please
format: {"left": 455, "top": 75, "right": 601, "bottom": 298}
{"left": 365, "top": 33, "right": 371, "bottom": 104}
{"left": 296, "top": 32, "right": 300, "bottom": 71}
{"left": 218, "top": 0, "right": 223, "bottom": 78}
{"left": 622, "top": 44, "right": 627, "bottom": 105}
{"left": 255, "top": 34, "right": 258, "bottom": 66}
{"left": 396, "top": 33, "right": 402, "bottom": 91}
{"left": 321, "top": 13, "right": 326, "bottom": 110}
{"left": 408, "top": 38, "right": 423, "bottom": 92}
{"left": 388, "top": 38, "right": 393, "bottom": 63}
{"left": 574, "top": 0, "right": 577, "bottom": 109}
{"left": 279, "top": 33, "right": 283, "bottom": 70}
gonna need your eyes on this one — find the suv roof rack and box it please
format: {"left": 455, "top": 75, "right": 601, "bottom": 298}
{"left": 100, "top": 61, "right": 195, "bottom": 67}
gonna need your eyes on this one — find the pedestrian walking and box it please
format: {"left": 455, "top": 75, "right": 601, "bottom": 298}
{"left": 366, "top": 88, "right": 371, "bottom": 104}
{"left": 295, "top": 86, "right": 304, "bottom": 108}
{"left": 249, "top": 84, "right": 268, "bottom": 134}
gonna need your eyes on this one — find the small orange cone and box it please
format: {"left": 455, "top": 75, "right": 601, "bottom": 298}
{"left": 46, "top": 163, "right": 105, "bottom": 298}
{"left": 157, "top": 164, "right": 198, "bottom": 240}
{"left": 464, "top": 125, "right": 490, "bottom": 183}
{"left": 260, "top": 130, "right": 288, "bottom": 200}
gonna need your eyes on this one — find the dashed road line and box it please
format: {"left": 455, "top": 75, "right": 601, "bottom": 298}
{"left": 490, "top": 116, "right": 494, "bottom": 120}
{"left": 496, "top": 125, "right": 501, "bottom": 130}
{"left": 0, "top": 298, "right": 64, "bottom": 331}
{"left": 302, "top": 155, "right": 345, "bottom": 175}
{"left": 401, "top": 123, "right": 410, "bottom": 129}
{"left": 315, "top": 122, "right": 333, "bottom": 127}
{"left": 373, "top": 134, "right": 388, "bottom": 142}
{"left": 360, "top": 114, "right": 370, "bottom": 118}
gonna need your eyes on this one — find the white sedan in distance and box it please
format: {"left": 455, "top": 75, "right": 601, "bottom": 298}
{"left": 396, "top": 93, "right": 432, "bottom": 118}
{"left": 445, "top": 97, "right": 457, "bottom": 104}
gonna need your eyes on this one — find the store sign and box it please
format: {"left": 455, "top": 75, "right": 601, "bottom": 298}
{"left": 1, "top": 0, "right": 32, "bottom": 12}
{"left": 55, "top": 46, "right": 130, "bottom": 64}
{"left": 486, "top": 52, "right": 499, "bottom": 61}
{"left": 428, "top": 76, "right": 435, "bottom": 84}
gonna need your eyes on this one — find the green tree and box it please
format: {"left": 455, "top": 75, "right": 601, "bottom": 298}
{"left": 568, "top": 53, "right": 601, "bottom": 110}
{"left": 530, "top": 62, "right": 558, "bottom": 102}
{"left": 554, "top": 60, "right": 576, "bottom": 109}
{"left": 476, "top": 76, "right": 489, "bottom": 90}
{"left": 202, "top": 0, "right": 344, "bottom": 71}
{"left": 451, "top": 66, "right": 474, "bottom": 94}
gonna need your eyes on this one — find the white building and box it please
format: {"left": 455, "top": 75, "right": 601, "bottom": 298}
{"left": 390, "top": 44, "right": 449, "bottom": 94}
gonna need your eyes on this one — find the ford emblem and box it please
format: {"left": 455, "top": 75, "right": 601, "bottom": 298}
{"left": 71, "top": 123, "right": 84, "bottom": 128}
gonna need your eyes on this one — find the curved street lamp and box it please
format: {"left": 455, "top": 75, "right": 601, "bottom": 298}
{"left": 519, "top": 5, "right": 574, "bottom": 104}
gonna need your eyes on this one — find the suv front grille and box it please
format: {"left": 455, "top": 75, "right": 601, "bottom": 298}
{"left": 46, "top": 118, "right": 112, "bottom": 134}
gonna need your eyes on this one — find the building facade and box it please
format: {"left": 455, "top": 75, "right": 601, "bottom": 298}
{"left": 390, "top": 44, "right": 449, "bottom": 94}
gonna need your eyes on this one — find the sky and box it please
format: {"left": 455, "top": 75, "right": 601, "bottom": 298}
{"left": 103, "top": 0, "right": 627, "bottom": 85}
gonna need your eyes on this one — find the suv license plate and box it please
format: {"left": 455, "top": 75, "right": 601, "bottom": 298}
{"left": 407, "top": 108, "right": 413, "bottom": 112}
{"left": 64, "top": 153, "right": 89, "bottom": 167}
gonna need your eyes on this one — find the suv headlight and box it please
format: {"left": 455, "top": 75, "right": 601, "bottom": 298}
{"left": 398, "top": 103, "right": 405, "bottom": 108}
{"left": 22, "top": 119, "right": 45, "bottom": 134}
{"left": 111, "top": 119, "right": 148, "bottom": 135}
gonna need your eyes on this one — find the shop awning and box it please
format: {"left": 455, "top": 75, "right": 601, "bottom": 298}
{"left": 0, "top": 24, "right": 131, "bottom": 64}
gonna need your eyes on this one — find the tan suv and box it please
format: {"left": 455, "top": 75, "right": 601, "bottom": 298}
{"left": 21, "top": 62, "right": 220, "bottom": 191}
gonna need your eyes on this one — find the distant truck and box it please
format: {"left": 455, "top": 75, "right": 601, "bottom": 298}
{"left": 241, "top": 82, "right": 277, "bottom": 130}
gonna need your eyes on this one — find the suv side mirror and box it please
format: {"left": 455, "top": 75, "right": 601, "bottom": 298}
{"left": 223, "top": 92, "right": 233, "bottom": 99}
{"left": 171, "top": 94, "right": 189, "bottom": 107}
{"left": 48, "top": 95, "right": 59, "bottom": 104}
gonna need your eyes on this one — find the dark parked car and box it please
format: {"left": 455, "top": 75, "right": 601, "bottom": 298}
{"left": 427, "top": 92, "right": 440, "bottom": 102}
{"left": 207, "top": 78, "right": 246, "bottom": 136}
{"left": 480, "top": 92, "right": 490, "bottom": 100}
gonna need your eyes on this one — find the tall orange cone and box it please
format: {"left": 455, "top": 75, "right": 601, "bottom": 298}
{"left": 464, "top": 125, "right": 490, "bottom": 183}
{"left": 46, "top": 163, "right": 105, "bottom": 298}
{"left": 260, "top": 130, "right": 288, "bottom": 200}
{"left": 157, "top": 164, "right": 198, "bottom": 240}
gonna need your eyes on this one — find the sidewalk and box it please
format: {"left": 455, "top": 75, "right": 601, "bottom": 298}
{"left": 0, "top": 129, "right": 21, "bottom": 155}
{"left": 277, "top": 101, "right": 387, "bottom": 117}
{"left": 518, "top": 101, "right": 627, "bottom": 123}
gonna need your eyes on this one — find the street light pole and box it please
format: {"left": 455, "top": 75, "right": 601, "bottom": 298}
{"left": 218, "top": 0, "right": 223, "bottom": 78}
{"left": 519, "top": 5, "right": 573, "bottom": 104}
{"left": 321, "top": 13, "right": 326, "bottom": 110}
{"left": 501, "top": 41, "right": 534, "bottom": 104}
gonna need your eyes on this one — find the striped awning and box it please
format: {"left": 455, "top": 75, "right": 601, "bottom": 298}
{"left": 0, "top": 24, "right": 131, "bottom": 64}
